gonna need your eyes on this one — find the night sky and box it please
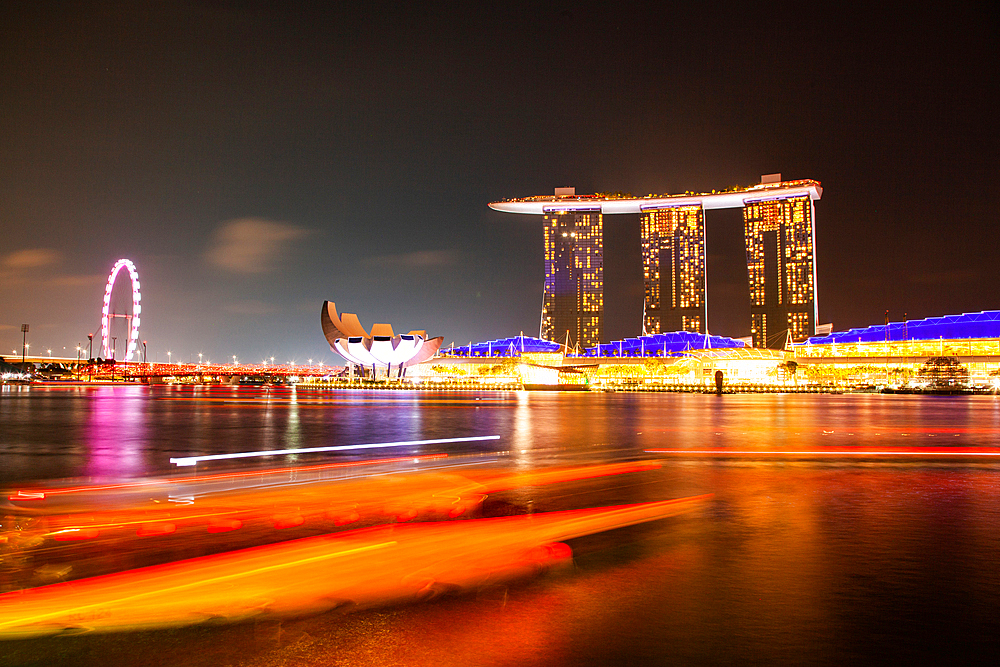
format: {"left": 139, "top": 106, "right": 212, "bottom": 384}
{"left": 2, "top": 2, "right": 997, "bottom": 364}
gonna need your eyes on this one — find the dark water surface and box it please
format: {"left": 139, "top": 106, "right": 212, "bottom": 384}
{"left": 2, "top": 385, "right": 1000, "bottom": 665}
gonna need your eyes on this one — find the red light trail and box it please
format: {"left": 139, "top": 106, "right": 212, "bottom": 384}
{"left": 645, "top": 448, "right": 1000, "bottom": 456}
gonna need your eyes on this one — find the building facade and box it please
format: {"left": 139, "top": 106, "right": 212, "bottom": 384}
{"left": 743, "top": 195, "right": 817, "bottom": 347}
{"left": 641, "top": 205, "right": 707, "bottom": 335}
{"left": 542, "top": 209, "right": 603, "bottom": 348}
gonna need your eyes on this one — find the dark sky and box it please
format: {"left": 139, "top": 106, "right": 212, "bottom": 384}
{"left": 1, "top": 1, "right": 997, "bottom": 363}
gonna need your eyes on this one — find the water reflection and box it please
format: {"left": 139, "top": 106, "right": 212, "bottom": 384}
{"left": 4, "top": 387, "right": 1000, "bottom": 663}
{"left": 84, "top": 386, "right": 149, "bottom": 479}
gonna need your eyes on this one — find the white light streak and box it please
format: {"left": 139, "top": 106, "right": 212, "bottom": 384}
{"left": 170, "top": 435, "right": 502, "bottom": 466}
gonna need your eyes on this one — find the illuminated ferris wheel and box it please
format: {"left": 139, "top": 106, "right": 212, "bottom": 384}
{"left": 100, "top": 259, "right": 142, "bottom": 361}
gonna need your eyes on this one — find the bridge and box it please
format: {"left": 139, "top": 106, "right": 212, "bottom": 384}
{"left": 1, "top": 357, "right": 340, "bottom": 382}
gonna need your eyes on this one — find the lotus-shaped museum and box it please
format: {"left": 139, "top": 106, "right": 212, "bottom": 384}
{"left": 321, "top": 301, "right": 443, "bottom": 376}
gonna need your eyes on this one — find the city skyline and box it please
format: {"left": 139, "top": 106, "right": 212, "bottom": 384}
{"left": 2, "top": 7, "right": 999, "bottom": 662}
{"left": 1, "top": 4, "right": 996, "bottom": 361}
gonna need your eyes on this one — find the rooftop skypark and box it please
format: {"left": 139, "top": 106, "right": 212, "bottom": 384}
{"left": 489, "top": 179, "right": 822, "bottom": 215}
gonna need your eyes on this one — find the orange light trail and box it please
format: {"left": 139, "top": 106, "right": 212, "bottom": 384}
{"left": 8, "top": 454, "right": 448, "bottom": 501}
{"left": 473, "top": 461, "right": 661, "bottom": 494}
{"left": 0, "top": 495, "right": 711, "bottom": 638}
{"left": 3, "top": 460, "right": 670, "bottom": 566}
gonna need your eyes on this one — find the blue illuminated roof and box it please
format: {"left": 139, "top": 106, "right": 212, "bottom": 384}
{"left": 576, "top": 332, "right": 746, "bottom": 358}
{"left": 446, "top": 332, "right": 747, "bottom": 358}
{"left": 802, "top": 311, "right": 1000, "bottom": 345}
{"left": 444, "top": 335, "right": 562, "bottom": 357}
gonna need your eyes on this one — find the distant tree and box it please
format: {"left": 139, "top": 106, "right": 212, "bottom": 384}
{"left": 917, "top": 357, "right": 969, "bottom": 389}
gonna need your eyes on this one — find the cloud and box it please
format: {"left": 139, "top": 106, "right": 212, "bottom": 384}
{"left": 2, "top": 248, "right": 60, "bottom": 269}
{"left": 362, "top": 250, "right": 462, "bottom": 269}
{"left": 45, "top": 274, "right": 106, "bottom": 288}
{"left": 204, "top": 218, "right": 310, "bottom": 274}
{"left": 0, "top": 249, "right": 98, "bottom": 290}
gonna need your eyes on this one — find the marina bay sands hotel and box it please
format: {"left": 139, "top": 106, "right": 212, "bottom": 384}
{"left": 489, "top": 175, "right": 822, "bottom": 349}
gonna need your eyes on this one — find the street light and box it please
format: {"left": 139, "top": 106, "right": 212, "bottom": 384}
{"left": 198, "top": 352, "right": 203, "bottom": 365}
{"left": 168, "top": 351, "right": 172, "bottom": 365}
{"left": 142, "top": 341, "right": 147, "bottom": 364}
{"left": 20, "top": 324, "right": 28, "bottom": 371}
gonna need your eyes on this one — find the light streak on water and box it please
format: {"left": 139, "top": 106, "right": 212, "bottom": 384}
{"left": 0, "top": 496, "right": 710, "bottom": 638}
{"left": 168, "top": 435, "right": 502, "bottom": 466}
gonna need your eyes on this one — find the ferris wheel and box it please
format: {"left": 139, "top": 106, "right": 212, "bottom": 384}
{"left": 100, "top": 259, "right": 142, "bottom": 361}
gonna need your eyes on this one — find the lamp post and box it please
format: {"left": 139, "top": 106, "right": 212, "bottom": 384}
{"left": 198, "top": 352, "right": 203, "bottom": 366}
{"left": 167, "top": 351, "right": 171, "bottom": 365}
{"left": 20, "top": 324, "right": 28, "bottom": 372}
{"left": 142, "top": 341, "right": 147, "bottom": 364}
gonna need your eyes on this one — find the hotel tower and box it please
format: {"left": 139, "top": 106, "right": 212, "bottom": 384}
{"left": 541, "top": 207, "right": 604, "bottom": 348}
{"left": 743, "top": 193, "right": 817, "bottom": 347}
{"left": 641, "top": 205, "right": 707, "bottom": 335}
{"left": 490, "top": 176, "right": 821, "bottom": 348}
